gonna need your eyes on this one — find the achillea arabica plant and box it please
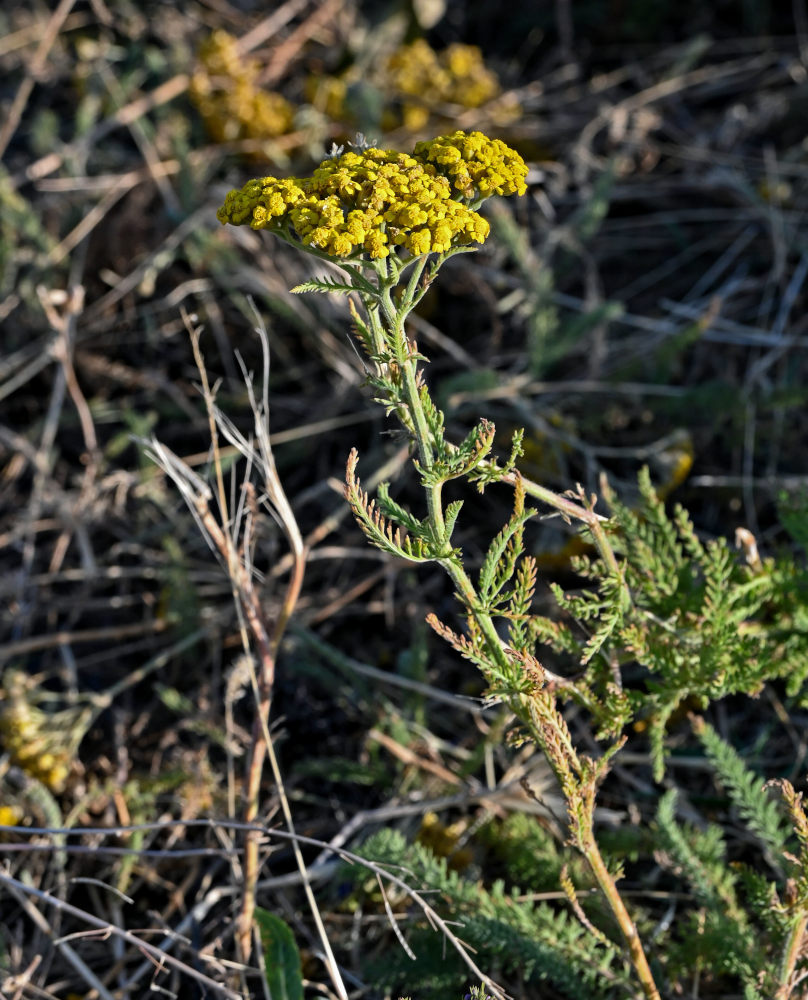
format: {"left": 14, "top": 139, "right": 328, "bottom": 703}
{"left": 387, "top": 40, "right": 501, "bottom": 110}
{"left": 216, "top": 129, "right": 661, "bottom": 999}
{"left": 214, "top": 130, "right": 808, "bottom": 997}
{"left": 385, "top": 40, "right": 516, "bottom": 130}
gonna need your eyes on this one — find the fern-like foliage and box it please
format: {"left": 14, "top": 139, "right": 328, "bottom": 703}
{"left": 351, "top": 827, "right": 637, "bottom": 999}
{"left": 290, "top": 276, "right": 363, "bottom": 296}
{"left": 530, "top": 467, "right": 808, "bottom": 777}
{"left": 476, "top": 811, "right": 590, "bottom": 890}
{"left": 655, "top": 788, "right": 777, "bottom": 994}
{"left": 657, "top": 789, "right": 748, "bottom": 917}
{"left": 467, "top": 427, "right": 524, "bottom": 491}
{"left": 691, "top": 716, "right": 791, "bottom": 863}
{"left": 344, "top": 449, "right": 438, "bottom": 562}
{"left": 422, "top": 418, "right": 498, "bottom": 487}
{"left": 478, "top": 476, "right": 536, "bottom": 614}
{"left": 426, "top": 613, "right": 523, "bottom": 692}
{"left": 505, "top": 555, "right": 538, "bottom": 653}
{"left": 291, "top": 263, "right": 378, "bottom": 298}
{"left": 650, "top": 728, "right": 808, "bottom": 1000}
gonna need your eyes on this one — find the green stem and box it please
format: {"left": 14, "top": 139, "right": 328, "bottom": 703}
{"left": 371, "top": 284, "right": 510, "bottom": 674}
{"left": 401, "top": 351, "right": 434, "bottom": 469}
{"left": 400, "top": 255, "right": 429, "bottom": 313}
{"left": 398, "top": 337, "right": 448, "bottom": 551}
{"left": 507, "top": 471, "right": 625, "bottom": 582}
{"left": 444, "top": 560, "right": 513, "bottom": 675}
{"left": 775, "top": 910, "right": 808, "bottom": 1000}
{"left": 389, "top": 309, "right": 518, "bottom": 677}
{"left": 364, "top": 297, "right": 388, "bottom": 358}
{"left": 582, "top": 829, "right": 662, "bottom": 1000}
{"left": 363, "top": 296, "right": 415, "bottom": 437}
{"left": 378, "top": 283, "right": 401, "bottom": 340}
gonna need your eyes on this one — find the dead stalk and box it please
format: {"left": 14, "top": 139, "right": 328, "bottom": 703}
{"left": 186, "top": 313, "right": 312, "bottom": 965}
{"left": 237, "top": 540, "right": 306, "bottom": 960}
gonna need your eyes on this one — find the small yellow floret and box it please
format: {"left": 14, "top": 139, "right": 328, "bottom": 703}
{"left": 407, "top": 230, "right": 432, "bottom": 256}
{"left": 364, "top": 230, "right": 389, "bottom": 258}
{"left": 0, "top": 805, "right": 23, "bottom": 827}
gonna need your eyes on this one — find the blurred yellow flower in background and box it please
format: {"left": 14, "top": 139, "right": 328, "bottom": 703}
{"left": 190, "top": 30, "right": 294, "bottom": 150}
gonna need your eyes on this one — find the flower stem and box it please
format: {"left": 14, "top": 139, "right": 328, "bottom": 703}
{"left": 379, "top": 278, "right": 657, "bottom": 997}
{"left": 582, "top": 830, "right": 662, "bottom": 1000}
{"left": 775, "top": 910, "right": 808, "bottom": 1000}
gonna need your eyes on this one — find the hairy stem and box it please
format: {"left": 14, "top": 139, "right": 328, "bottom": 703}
{"left": 582, "top": 830, "right": 662, "bottom": 1000}
{"left": 502, "top": 470, "right": 627, "bottom": 593}
{"left": 775, "top": 910, "right": 808, "bottom": 1000}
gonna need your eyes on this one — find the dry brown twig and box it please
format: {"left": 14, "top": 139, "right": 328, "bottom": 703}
{"left": 144, "top": 306, "right": 350, "bottom": 996}
{"left": 0, "top": 867, "right": 242, "bottom": 1000}
{"left": 0, "top": 819, "right": 511, "bottom": 1000}
{"left": 0, "top": 0, "right": 78, "bottom": 161}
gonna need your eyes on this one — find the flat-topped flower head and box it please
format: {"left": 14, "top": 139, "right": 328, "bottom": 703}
{"left": 217, "top": 131, "right": 527, "bottom": 260}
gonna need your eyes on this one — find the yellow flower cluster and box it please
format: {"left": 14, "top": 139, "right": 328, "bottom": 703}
{"left": 217, "top": 131, "right": 527, "bottom": 260}
{"left": 190, "top": 30, "right": 294, "bottom": 149}
{"left": 387, "top": 40, "right": 501, "bottom": 129}
{"left": 414, "top": 130, "right": 529, "bottom": 199}
{"left": 0, "top": 670, "right": 83, "bottom": 792}
{"left": 306, "top": 39, "right": 519, "bottom": 134}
